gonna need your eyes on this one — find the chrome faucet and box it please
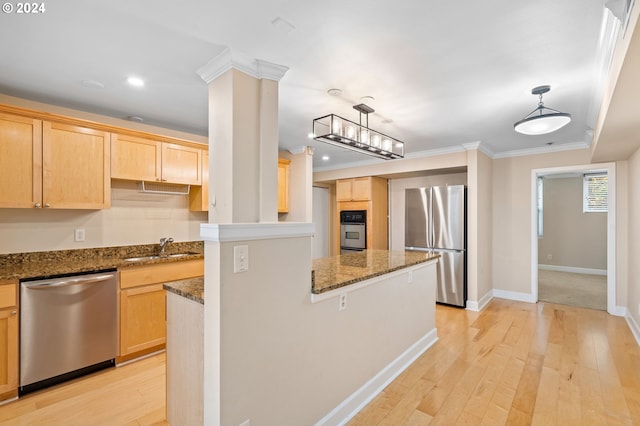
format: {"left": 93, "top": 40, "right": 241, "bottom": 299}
{"left": 159, "top": 237, "right": 174, "bottom": 256}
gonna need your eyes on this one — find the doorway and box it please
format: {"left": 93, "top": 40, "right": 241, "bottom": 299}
{"left": 536, "top": 173, "right": 608, "bottom": 310}
{"left": 531, "top": 163, "right": 617, "bottom": 314}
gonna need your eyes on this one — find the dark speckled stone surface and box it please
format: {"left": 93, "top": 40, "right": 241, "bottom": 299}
{"left": 0, "top": 241, "right": 203, "bottom": 280}
{"left": 164, "top": 277, "right": 204, "bottom": 304}
{"left": 311, "top": 249, "right": 439, "bottom": 294}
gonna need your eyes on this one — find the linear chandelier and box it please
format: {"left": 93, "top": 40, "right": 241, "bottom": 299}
{"left": 514, "top": 85, "right": 572, "bottom": 135}
{"left": 312, "top": 104, "right": 404, "bottom": 160}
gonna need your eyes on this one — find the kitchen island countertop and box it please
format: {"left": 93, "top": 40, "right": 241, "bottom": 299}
{"left": 160, "top": 249, "right": 440, "bottom": 303}
{"left": 311, "top": 249, "right": 440, "bottom": 294}
{"left": 164, "top": 276, "right": 204, "bottom": 304}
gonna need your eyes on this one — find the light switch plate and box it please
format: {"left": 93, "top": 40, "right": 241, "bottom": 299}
{"left": 234, "top": 245, "right": 249, "bottom": 273}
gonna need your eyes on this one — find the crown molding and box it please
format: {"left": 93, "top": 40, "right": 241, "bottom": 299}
{"left": 492, "top": 141, "right": 590, "bottom": 159}
{"left": 197, "top": 47, "right": 289, "bottom": 84}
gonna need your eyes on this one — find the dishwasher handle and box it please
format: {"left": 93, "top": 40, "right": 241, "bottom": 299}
{"left": 22, "top": 274, "right": 115, "bottom": 289}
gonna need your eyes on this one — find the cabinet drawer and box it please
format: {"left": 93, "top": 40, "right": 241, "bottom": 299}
{"left": 0, "top": 282, "right": 17, "bottom": 309}
{"left": 119, "top": 259, "right": 204, "bottom": 289}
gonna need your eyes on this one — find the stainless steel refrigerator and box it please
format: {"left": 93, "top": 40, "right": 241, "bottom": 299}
{"left": 405, "top": 185, "right": 466, "bottom": 307}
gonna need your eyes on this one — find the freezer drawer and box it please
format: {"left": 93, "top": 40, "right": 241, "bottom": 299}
{"left": 433, "top": 250, "right": 466, "bottom": 307}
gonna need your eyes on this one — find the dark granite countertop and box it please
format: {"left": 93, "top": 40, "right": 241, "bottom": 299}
{"left": 164, "top": 277, "right": 204, "bottom": 304}
{"left": 311, "top": 249, "right": 439, "bottom": 294}
{"left": 0, "top": 241, "right": 204, "bottom": 280}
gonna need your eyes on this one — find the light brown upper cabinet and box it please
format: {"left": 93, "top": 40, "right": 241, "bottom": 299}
{"left": 278, "top": 158, "right": 291, "bottom": 213}
{"left": 189, "top": 151, "right": 209, "bottom": 212}
{"left": 111, "top": 133, "right": 202, "bottom": 186}
{"left": 0, "top": 112, "right": 110, "bottom": 209}
{"left": 336, "top": 177, "right": 374, "bottom": 202}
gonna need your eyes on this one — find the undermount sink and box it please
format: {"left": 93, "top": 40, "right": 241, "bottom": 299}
{"left": 123, "top": 252, "right": 199, "bottom": 262}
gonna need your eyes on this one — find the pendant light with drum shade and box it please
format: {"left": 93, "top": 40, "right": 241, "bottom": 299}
{"left": 514, "top": 85, "right": 571, "bottom": 135}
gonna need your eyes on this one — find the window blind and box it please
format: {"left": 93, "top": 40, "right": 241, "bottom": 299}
{"left": 583, "top": 173, "right": 608, "bottom": 213}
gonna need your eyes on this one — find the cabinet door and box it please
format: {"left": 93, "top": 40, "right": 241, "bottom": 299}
{"left": 0, "top": 308, "right": 18, "bottom": 397}
{"left": 278, "top": 158, "right": 290, "bottom": 213}
{"left": 161, "top": 143, "right": 202, "bottom": 185}
{"left": 189, "top": 151, "right": 209, "bottom": 212}
{"left": 336, "top": 179, "right": 353, "bottom": 202}
{"left": 42, "top": 121, "right": 111, "bottom": 209}
{"left": 120, "top": 284, "right": 166, "bottom": 356}
{"left": 351, "top": 177, "right": 371, "bottom": 201}
{"left": 0, "top": 112, "right": 42, "bottom": 208}
{"left": 111, "top": 133, "right": 161, "bottom": 182}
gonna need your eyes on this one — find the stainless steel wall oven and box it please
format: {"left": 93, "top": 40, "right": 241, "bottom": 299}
{"left": 340, "top": 210, "right": 367, "bottom": 254}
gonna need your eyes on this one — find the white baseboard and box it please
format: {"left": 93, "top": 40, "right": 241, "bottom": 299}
{"left": 625, "top": 311, "right": 640, "bottom": 347}
{"left": 315, "top": 328, "right": 439, "bottom": 426}
{"left": 492, "top": 289, "right": 537, "bottom": 303}
{"left": 538, "top": 264, "right": 607, "bottom": 276}
{"left": 466, "top": 290, "right": 493, "bottom": 312}
{"left": 611, "top": 305, "right": 626, "bottom": 317}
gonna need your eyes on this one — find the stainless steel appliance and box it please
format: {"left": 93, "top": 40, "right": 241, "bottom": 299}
{"left": 20, "top": 270, "right": 118, "bottom": 394}
{"left": 340, "top": 210, "right": 367, "bottom": 254}
{"left": 405, "top": 185, "right": 466, "bottom": 307}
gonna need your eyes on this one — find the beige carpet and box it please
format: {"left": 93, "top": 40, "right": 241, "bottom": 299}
{"left": 538, "top": 269, "right": 607, "bottom": 310}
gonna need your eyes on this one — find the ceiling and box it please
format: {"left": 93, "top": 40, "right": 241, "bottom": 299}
{"left": 0, "top": 0, "right": 614, "bottom": 169}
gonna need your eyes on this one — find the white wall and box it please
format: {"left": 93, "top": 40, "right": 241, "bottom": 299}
{"left": 205, "top": 233, "right": 437, "bottom": 425}
{"left": 388, "top": 172, "right": 467, "bottom": 251}
{"left": 628, "top": 148, "right": 640, "bottom": 332}
{"left": 492, "top": 148, "right": 600, "bottom": 297}
{"left": 0, "top": 180, "right": 207, "bottom": 253}
{"left": 538, "top": 176, "right": 607, "bottom": 270}
{"left": 312, "top": 186, "right": 330, "bottom": 258}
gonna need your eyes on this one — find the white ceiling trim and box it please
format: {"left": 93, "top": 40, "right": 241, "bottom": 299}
{"left": 492, "top": 141, "right": 590, "bottom": 159}
{"left": 196, "top": 47, "right": 290, "bottom": 84}
{"left": 200, "top": 222, "right": 314, "bottom": 242}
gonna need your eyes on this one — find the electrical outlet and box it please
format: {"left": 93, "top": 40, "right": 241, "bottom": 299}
{"left": 74, "top": 228, "right": 85, "bottom": 242}
{"left": 408, "top": 271, "right": 413, "bottom": 283}
{"left": 338, "top": 293, "right": 347, "bottom": 311}
{"left": 547, "top": 254, "right": 553, "bottom": 260}
{"left": 234, "top": 245, "right": 249, "bottom": 273}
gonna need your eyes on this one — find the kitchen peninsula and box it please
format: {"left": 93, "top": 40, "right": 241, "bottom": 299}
{"left": 164, "top": 248, "right": 440, "bottom": 425}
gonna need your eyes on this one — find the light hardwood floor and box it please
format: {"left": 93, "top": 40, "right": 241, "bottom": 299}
{"left": 349, "top": 298, "right": 640, "bottom": 425}
{"left": 1, "top": 299, "right": 639, "bottom": 425}
{"left": 0, "top": 353, "right": 167, "bottom": 426}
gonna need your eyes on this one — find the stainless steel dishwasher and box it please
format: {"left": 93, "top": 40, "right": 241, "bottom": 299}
{"left": 20, "top": 270, "right": 118, "bottom": 394}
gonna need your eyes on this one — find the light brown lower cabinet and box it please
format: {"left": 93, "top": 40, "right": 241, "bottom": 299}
{"left": 118, "top": 259, "right": 204, "bottom": 362}
{"left": 119, "top": 284, "right": 167, "bottom": 357}
{"left": 0, "top": 280, "right": 18, "bottom": 401}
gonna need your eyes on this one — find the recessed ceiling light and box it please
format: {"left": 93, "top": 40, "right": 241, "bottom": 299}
{"left": 127, "top": 76, "right": 145, "bottom": 87}
{"left": 81, "top": 79, "right": 105, "bottom": 89}
{"left": 322, "top": 155, "right": 330, "bottom": 161}
{"left": 382, "top": 119, "right": 394, "bottom": 124}
{"left": 360, "top": 96, "right": 375, "bottom": 103}
{"left": 127, "top": 116, "right": 144, "bottom": 123}
{"left": 327, "top": 88, "right": 343, "bottom": 97}
{"left": 308, "top": 132, "right": 315, "bottom": 139}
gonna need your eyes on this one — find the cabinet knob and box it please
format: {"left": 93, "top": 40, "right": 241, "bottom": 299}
{"left": 44, "top": 203, "right": 51, "bottom": 208}
{"left": 34, "top": 202, "right": 41, "bottom": 208}
{"left": 11, "top": 310, "right": 16, "bottom": 316}
{"left": 161, "top": 179, "right": 168, "bottom": 182}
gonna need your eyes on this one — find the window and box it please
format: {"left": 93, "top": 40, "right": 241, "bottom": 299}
{"left": 583, "top": 173, "right": 608, "bottom": 213}
{"left": 537, "top": 176, "right": 543, "bottom": 237}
